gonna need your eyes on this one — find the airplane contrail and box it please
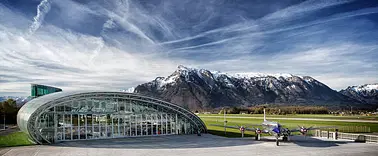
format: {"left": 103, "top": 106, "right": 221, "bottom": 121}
{"left": 28, "top": 0, "right": 52, "bottom": 35}
{"left": 88, "top": 19, "right": 112, "bottom": 67}
{"left": 158, "top": 0, "right": 354, "bottom": 46}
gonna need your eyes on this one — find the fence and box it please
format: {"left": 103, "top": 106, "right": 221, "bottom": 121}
{"left": 315, "top": 130, "right": 378, "bottom": 143}
{"left": 336, "top": 126, "right": 371, "bottom": 133}
{"left": 311, "top": 126, "right": 371, "bottom": 133}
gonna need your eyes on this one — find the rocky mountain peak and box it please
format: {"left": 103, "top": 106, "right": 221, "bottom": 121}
{"left": 177, "top": 65, "right": 191, "bottom": 71}
{"left": 339, "top": 83, "right": 378, "bottom": 105}
{"left": 347, "top": 84, "right": 378, "bottom": 92}
{"left": 174, "top": 65, "right": 309, "bottom": 82}
{"left": 133, "top": 66, "right": 367, "bottom": 110}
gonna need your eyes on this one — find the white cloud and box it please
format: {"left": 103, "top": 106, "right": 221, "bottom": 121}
{"left": 0, "top": 0, "right": 377, "bottom": 96}
{"left": 0, "top": 2, "right": 191, "bottom": 96}
{"left": 200, "top": 43, "right": 378, "bottom": 90}
{"left": 262, "top": 0, "right": 355, "bottom": 21}
{"left": 28, "top": 0, "right": 52, "bottom": 36}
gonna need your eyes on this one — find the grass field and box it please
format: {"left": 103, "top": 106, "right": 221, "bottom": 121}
{"left": 199, "top": 114, "right": 378, "bottom": 120}
{"left": 0, "top": 114, "right": 377, "bottom": 147}
{"left": 199, "top": 114, "right": 378, "bottom": 137}
{"left": 0, "top": 131, "right": 34, "bottom": 147}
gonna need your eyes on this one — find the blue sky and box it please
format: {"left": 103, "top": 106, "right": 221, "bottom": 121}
{"left": 0, "top": 0, "right": 377, "bottom": 96}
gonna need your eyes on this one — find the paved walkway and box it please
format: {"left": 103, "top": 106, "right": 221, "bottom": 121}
{"left": 1, "top": 134, "right": 377, "bottom": 156}
{"left": 0, "top": 126, "right": 19, "bottom": 136}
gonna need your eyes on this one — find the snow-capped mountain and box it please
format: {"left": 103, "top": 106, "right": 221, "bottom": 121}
{"left": 133, "top": 65, "right": 363, "bottom": 110}
{"left": 0, "top": 96, "right": 30, "bottom": 106}
{"left": 120, "top": 87, "right": 135, "bottom": 93}
{"left": 340, "top": 84, "right": 378, "bottom": 104}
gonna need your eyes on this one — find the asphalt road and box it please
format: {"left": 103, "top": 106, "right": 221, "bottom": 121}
{"left": 200, "top": 116, "right": 378, "bottom": 123}
{"left": 1, "top": 134, "right": 377, "bottom": 156}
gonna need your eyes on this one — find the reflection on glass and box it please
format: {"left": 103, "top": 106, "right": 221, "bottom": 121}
{"left": 36, "top": 98, "right": 198, "bottom": 142}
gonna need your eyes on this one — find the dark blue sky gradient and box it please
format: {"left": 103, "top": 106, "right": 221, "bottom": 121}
{"left": 0, "top": 0, "right": 377, "bottom": 96}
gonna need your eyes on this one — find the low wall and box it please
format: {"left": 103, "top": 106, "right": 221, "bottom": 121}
{"left": 314, "top": 130, "right": 378, "bottom": 143}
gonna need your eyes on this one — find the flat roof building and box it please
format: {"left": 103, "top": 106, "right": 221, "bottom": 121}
{"left": 17, "top": 91, "right": 207, "bottom": 144}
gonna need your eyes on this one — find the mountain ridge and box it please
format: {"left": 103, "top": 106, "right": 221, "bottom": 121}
{"left": 340, "top": 84, "right": 378, "bottom": 105}
{"left": 133, "top": 65, "right": 370, "bottom": 110}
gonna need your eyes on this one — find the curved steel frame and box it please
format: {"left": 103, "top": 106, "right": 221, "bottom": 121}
{"left": 17, "top": 91, "right": 207, "bottom": 144}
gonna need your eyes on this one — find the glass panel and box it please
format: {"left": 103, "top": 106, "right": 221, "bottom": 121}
{"left": 157, "top": 114, "right": 161, "bottom": 135}
{"left": 125, "top": 115, "right": 131, "bottom": 136}
{"left": 153, "top": 114, "right": 158, "bottom": 135}
{"left": 131, "top": 115, "right": 136, "bottom": 136}
{"left": 87, "top": 114, "right": 93, "bottom": 139}
{"left": 57, "top": 114, "right": 63, "bottom": 128}
{"left": 72, "top": 126, "right": 79, "bottom": 140}
{"left": 64, "top": 114, "right": 71, "bottom": 140}
{"left": 101, "top": 102, "right": 106, "bottom": 112}
{"left": 161, "top": 114, "right": 166, "bottom": 135}
{"left": 92, "top": 114, "right": 100, "bottom": 139}
{"left": 100, "top": 114, "right": 106, "bottom": 138}
{"left": 146, "top": 114, "right": 151, "bottom": 135}
{"left": 142, "top": 114, "right": 147, "bottom": 135}
{"left": 119, "top": 117, "right": 124, "bottom": 137}
{"left": 32, "top": 97, "right": 203, "bottom": 143}
{"left": 106, "top": 114, "right": 111, "bottom": 137}
{"left": 72, "top": 114, "right": 79, "bottom": 140}
{"left": 93, "top": 101, "right": 100, "bottom": 112}
{"left": 167, "top": 114, "right": 171, "bottom": 135}
{"left": 57, "top": 128, "right": 63, "bottom": 141}
{"left": 136, "top": 115, "right": 141, "bottom": 136}
{"left": 79, "top": 115, "right": 85, "bottom": 139}
{"left": 64, "top": 103, "right": 72, "bottom": 112}
{"left": 105, "top": 102, "right": 114, "bottom": 113}
{"left": 114, "top": 115, "right": 120, "bottom": 137}
{"left": 72, "top": 102, "right": 79, "bottom": 112}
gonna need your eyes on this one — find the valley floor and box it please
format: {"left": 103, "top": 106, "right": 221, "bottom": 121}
{"left": 200, "top": 115, "right": 378, "bottom": 123}
{"left": 199, "top": 114, "right": 378, "bottom": 136}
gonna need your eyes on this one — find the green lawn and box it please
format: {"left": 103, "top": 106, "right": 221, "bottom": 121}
{"left": 198, "top": 114, "right": 378, "bottom": 120}
{"left": 199, "top": 114, "right": 378, "bottom": 137}
{"left": 0, "top": 114, "right": 377, "bottom": 147}
{"left": 0, "top": 132, "right": 34, "bottom": 147}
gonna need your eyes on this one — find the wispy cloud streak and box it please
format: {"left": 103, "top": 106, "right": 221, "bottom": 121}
{"left": 28, "top": 0, "right": 52, "bottom": 36}
{"left": 0, "top": 0, "right": 377, "bottom": 96}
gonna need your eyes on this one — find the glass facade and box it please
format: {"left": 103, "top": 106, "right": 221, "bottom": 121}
{"left": 17, "top": 91, "right": 206, "bottom": 144}
{"left": 31, "top": 84, "right": 62, "bottom": 98}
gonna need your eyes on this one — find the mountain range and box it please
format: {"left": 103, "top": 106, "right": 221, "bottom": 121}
{"left": 132, "top": 65, "right": 377, "bottom": 111}
{"left": 0, "top": 96, "right": 29, "bottom": 106}
{"left": 340, "top": 84, "right": 378, "bottom": 105}
{"left": 2, "top": 65, "right": 377, "bottom": 110}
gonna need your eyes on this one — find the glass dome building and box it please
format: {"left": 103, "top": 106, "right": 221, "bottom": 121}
{"left": 17, "top": 91, "right": 207, "bottom": 144}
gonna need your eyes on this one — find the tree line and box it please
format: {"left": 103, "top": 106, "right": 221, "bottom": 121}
{"left": 219, "top": 105, "right": 329, "bottom": 114}
{"left": 0, "top": 99, "right": 19, "bottom": 124}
